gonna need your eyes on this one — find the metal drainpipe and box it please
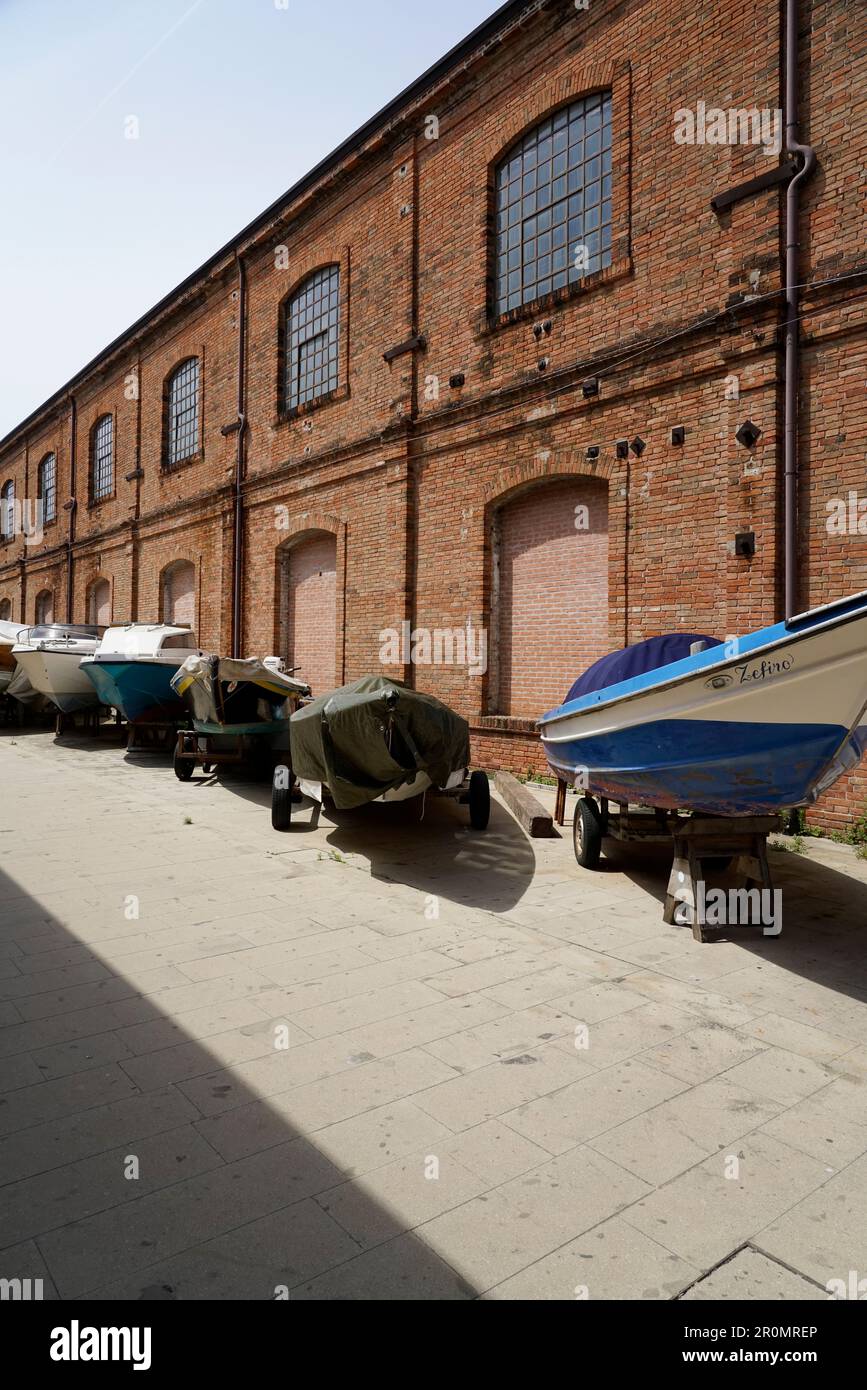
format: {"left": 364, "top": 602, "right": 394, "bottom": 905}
{"left": 66, "top": 395, "right": 77, "bottom": 622}
{"left": 783, "top": 0, "right": 816, "bottom": 621}
{"left": 231, "top": 256, "right": 247, "bottom": 658}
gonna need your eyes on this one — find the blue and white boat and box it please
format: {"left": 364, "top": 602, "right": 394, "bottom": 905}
{"left": 80, "top": 624, "right": 202, "bottom": 724}
{"left": 538, "top": 590, "right": 867, "bottom": 816}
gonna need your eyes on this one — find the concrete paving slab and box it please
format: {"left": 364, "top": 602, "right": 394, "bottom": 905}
{"left": 483, "top": 1215, "right": 698, "bottom": 1300}
{"left": 681, "top": 1248, "right": 827, "bottom": 1300}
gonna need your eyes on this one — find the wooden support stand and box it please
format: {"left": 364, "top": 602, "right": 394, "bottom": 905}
{"left": 663, "top": 815, "right": 779, "bottom": 942}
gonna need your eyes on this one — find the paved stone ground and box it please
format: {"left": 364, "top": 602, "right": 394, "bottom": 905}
{"left": 1, "top": 727, "right": 866, "bottom": 1301}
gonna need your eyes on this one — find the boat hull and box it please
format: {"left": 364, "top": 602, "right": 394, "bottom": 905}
{"left": 13, "top": 649, "right": 101, "bottom": 713}
{"left": 81, "top": 660, "right": 186, "bottom": 723}
{"left": 539, "top": 594, "right": 867, "bottom": 815}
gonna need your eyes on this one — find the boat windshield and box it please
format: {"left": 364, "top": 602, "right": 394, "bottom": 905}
{"left": 160, "top": 633, "right": 198, "bottom": 650}
{"left": 28, "top": 625, "right": 104, "bottom": 642}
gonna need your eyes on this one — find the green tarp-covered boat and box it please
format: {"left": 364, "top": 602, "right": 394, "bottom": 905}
{"left": 288, "top": 675, "right": 472, "bottom": 811}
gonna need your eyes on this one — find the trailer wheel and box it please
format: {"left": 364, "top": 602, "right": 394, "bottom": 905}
{"left": 573, "top": 796, "right": 603, "bottom": 869}
{"left": 272, "top": 764, "right": 293, "bottom": 830}
{"left": 173, "top": 748, "right": 194, "bottom": 782}
{"left": 468, "top": 770, "right": 491, "bottom": 830}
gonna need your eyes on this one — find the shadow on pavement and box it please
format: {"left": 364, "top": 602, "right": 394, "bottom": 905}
{"left": 0, "top": 863, "right": 480, "bottom": 1302}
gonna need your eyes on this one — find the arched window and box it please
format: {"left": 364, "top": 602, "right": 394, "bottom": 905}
{"left": 38, "top": 453, "right": 57, "bottom": 524}
{"left": 165, "top": 358, "right": 200, "bottom": 468}
{"left": 0, "top": 480, "right": 14, "bottom": 540}
{"left": 35, "top": 589, "right": 54, "bottom": 625}
{"left": 0, "top": 598, "right": 12, "bottom": 621}
{"left": 161, "top": 559, "right": 196, "bottom": 628}
{"left": 282, "top": 266, "right": 340, "bottom": 412}
{"left": 87, "top": 577, "right": 111, "bottom": 626}
{"left": 494, "top": 93, "right": 613, "bottom": 315}
{"left": 91, "top": 415, "right": 114, "bottom": 501}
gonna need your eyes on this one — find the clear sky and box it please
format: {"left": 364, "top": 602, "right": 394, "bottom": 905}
{"left": 0, "top": 0, "right": 501, "bottom": 438}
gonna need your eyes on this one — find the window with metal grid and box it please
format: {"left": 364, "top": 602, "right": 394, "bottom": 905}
{"left": 39, "top": 454, "right": 56, "bottom": 523}
{"left": 284, "top": 266, "right": 340, "bottom": 411}
{"left": 92, "top": 416, "right": 113, "bottom": 501}
{"left": 494, "top": 93, "right": 613, "bottom": 316}
{"left": 167, "top": 358, "right": 200, "bottom": 467}
{"left": 1, "top": 480, "right": 14, "bottom": 539}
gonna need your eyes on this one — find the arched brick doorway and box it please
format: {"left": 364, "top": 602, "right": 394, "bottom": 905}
{"left": 279, "top": 532, "right": 337, "bottom": 696}
{"left": 87, "top": 578, "right": 111, "bottom": 627}
{"left": 492, "top": 476, "right": 609, "bottom": 717}
{"left": 161, "top": 560, "right": 196, "bottom": 629}
{"left": 35, "top": 589, "right": 55, "bottom": 625}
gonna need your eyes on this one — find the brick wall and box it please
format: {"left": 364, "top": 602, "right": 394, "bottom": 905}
{"left": 1, "top": 0, "right": 865, "bottom": 829}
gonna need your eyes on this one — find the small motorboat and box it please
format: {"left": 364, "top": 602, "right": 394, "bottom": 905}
{"left": 169, "top": 653, "right": 311, "bottom": 780}
{"left": 273, "top": 674, "right": 490, "bottom": 830}
{"left": 538, "top": 589, "right": 867, "bottom": 819}
{"left": 80, "top": 624, "right": 202, "bottom": 723}
{"left": 11, "top": 624, "right": 105, "bottom": 713}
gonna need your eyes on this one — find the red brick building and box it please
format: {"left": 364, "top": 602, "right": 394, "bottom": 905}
{"left": 1, "top": 0, "right": 865, "bottom": 828}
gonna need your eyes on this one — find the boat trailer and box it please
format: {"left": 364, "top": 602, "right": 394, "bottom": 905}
{"left": 554, "top": 783, "right": 779, "bottom": 943}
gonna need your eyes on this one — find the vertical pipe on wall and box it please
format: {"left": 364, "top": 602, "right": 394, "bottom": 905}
{"left": 783, "top": 0, "right": 816, "bottom": 621}
{"left": 231, "top": 256, "right": 247, "bottom": 658}
{"left": 66, "top": 395, "right": 77, "bottom": 623}
{"left": 130, "top": 349, "right": 142, "bottom": 622}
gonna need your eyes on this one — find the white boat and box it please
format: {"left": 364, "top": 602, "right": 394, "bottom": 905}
{"left": 10, "top": 625, "right": 105, "bottom": 713}
{"left": 538, "top": 589, "right": 867, "bottom": 816}
{"left": 80, "top": 624, "right": 203, "bottom": 723}
{"left": 0, "top": 619, "right": 29, "bottom": 695}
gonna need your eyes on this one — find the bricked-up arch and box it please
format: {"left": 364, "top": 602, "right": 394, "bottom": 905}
{"left": 35, "top": 589, "right": 54, "bottom": 625}
{"left": 488, "top": 474, "right": 609, "bottom": 719}
{"left": 160, "top": 559, "right": 196, "bottom": 630}
{"left": 277, "top": 530, "right": 338, "bottom": 697}
{"left": 86, "top": 576, "right": 112, "bottom": 627}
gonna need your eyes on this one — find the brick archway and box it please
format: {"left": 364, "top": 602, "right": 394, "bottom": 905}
{"left": 274, "top": 513, "right": 345, "bottom": 695}
{"left": 486, "top": 472, "right": 611, "bottom": 718}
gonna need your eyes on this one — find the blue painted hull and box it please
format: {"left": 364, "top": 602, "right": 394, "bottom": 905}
{"left": 545, "top": 718, "right": 864, "bottom": 815}
{"left": 82, "top": 661, "right": 186, "bottom": 724}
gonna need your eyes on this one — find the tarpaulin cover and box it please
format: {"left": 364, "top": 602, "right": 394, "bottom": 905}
{"left": 289, "top": 675, "right": 470, "bottom": 810}
{"left": 564, "top": 633, "right": 723, "bottom": 704}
